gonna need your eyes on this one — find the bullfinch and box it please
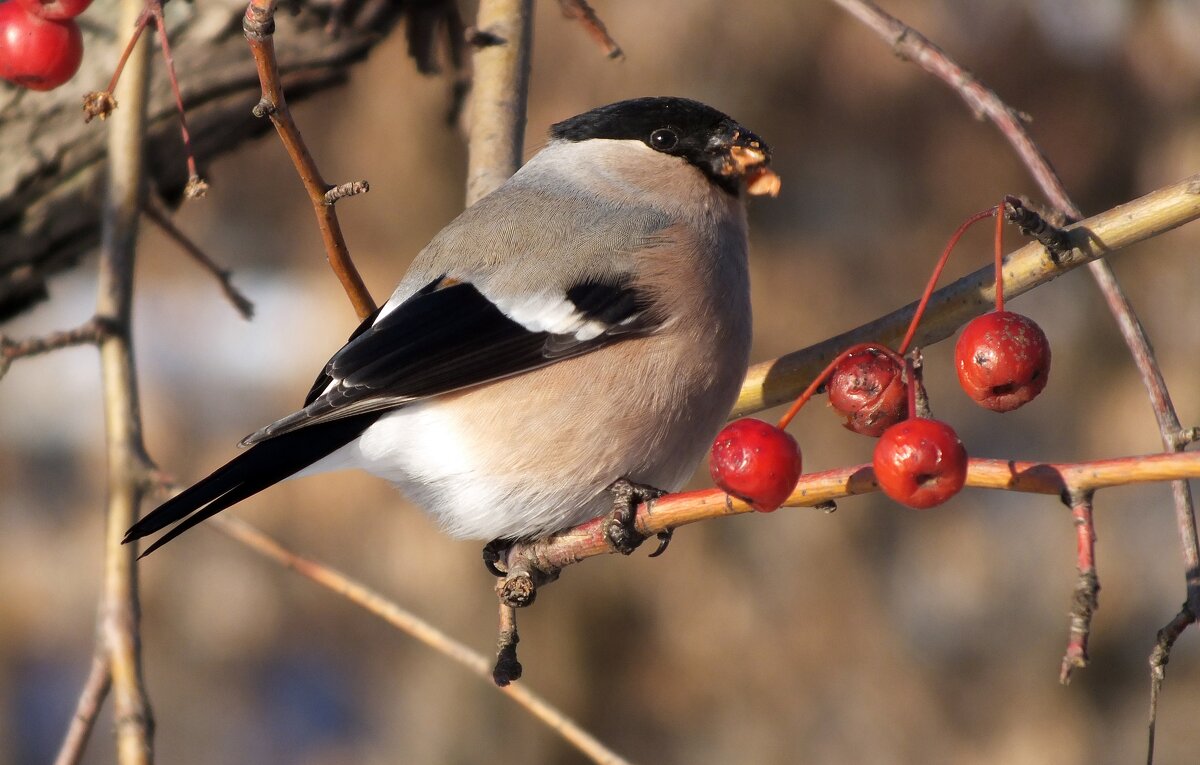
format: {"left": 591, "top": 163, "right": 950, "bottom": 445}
{"left": 124, "top": 96, "right": 779, "bottom": 559}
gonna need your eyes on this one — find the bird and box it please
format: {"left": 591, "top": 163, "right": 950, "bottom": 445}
{"left": 124, "top": 96, "right": 779, "bottom": 562}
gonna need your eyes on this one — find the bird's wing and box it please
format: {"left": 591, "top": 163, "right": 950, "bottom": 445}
{"left": 240, "top": 273, "right": 663, "bottom": 446}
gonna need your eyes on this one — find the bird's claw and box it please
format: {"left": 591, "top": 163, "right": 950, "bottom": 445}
{"left": 604, "top": 478, "right": 667, "bottom": 556}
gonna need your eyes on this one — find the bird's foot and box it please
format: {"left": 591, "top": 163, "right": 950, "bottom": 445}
{"left": 482, "top": 537, "right": 513, "bottom": 577}
{"left": 604, "top": 478, "right": 670, "bottom": 556}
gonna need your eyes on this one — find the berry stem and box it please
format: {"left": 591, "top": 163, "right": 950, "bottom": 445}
{"left": 147, "top": 0, "right": 205, "bottom": 195}
{"left": 905, "top": 357, "right": 917, "bottom": 420}
{"left": 897, "top": 205, "right": 998, "bottom": 355}
{"left": 994, "top": 200, "right": 1006, "bottom": 313}
{"left": 777, "top": 342, "right": 905, "bottom": 430}
{"left": 102, "top": 9, "right": 152, "bottom": 96}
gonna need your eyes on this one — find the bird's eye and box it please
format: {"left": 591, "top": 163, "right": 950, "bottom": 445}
{"left": 649, "top": 128, "right": 678, "bottom": 152}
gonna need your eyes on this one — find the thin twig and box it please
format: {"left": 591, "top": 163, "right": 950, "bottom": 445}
{"left": 557, "top": 0, "right": 623, "bottom": 59}
{"left": 1147, "top": 603, "right": 1195, "bottom": 765}
{"left": 0, "top": 318, "right": 111, "bottom": 381}
{"left": 464, "top": 0, "right": 533, "bottom": 206}
{"left": 210, "top": 516, "right": 634, "bottom": 765}
{"left": 145, "top": 0, "right": 206, "bottom": 197}
{"left": 242, "top": 0, "right": 376, "bottom": 320}
{"left": 142, "top": 198, "right": 254, "bottom": 319}
{"left": 734, "top": 173, "right": 1200, "bottom": 415}
{"left": 1061, "top": 491, "right": 1099, "bottom": 684}
{"left": 95, "top": 0, "right": 156, "bottom": 758}
{"left": 830, "top": 0, "right": 1200, "bottom": 654}
{"left": 53, "top": 653, "right": 112, "bottom": 765}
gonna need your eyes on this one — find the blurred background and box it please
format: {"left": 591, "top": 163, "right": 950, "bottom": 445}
{"left": 3, "top": 0, "right": 1200, "bottom": 762}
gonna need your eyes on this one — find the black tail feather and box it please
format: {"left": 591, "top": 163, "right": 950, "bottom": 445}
{"left": 126, "top": 413, "right": 382, "bottom": 555}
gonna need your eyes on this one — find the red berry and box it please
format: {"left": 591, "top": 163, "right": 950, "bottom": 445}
{"left": 827, "top": 349, "right": 907, "bottom": 437}
{"left": 872, "top": 418, "right": 967, "bottom": 509}
{"left": 14, "top": 0, "right": 91, "bottom": 21}
{"left": 955, "top": 310, "right": 1051, "bottom": 412}
{"left": 0, "top": 2, "right": 82, "bottom": 91}
{"left": 709, "top": 418, "right": 802, "bottom": 512}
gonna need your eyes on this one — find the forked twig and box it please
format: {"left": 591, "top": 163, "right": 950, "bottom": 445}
{"left": 242, "top": 0, "right": 376, "bottom": 320}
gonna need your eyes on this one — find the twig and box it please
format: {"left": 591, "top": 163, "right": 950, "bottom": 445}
{"left": 464, "top": 0, "right": 533, "bottom": 206}
{"left": 1060, "top": 491, "right": 1099, "bottom": 684}
{"left": 462, "top": 0, "right": 536, "bottom": 683}
{"left": 1147, "top": 603, "right": 1195, "bottom": 765}
{"left": 142, "top": 198, "right": 254, "bottom": 319}
{"left": 210, "top": 516, "right": 634, "bottom": 765}
{"left": 144, "top": 0, "right": 206, "bottom": 198}
{"left": 557, "top": 0, "right": 623, "bottom": 59}
{"left": 53, "top": 653, "right": 112, "bottom": 765}
{"left": 734, "top": 173, "right": 1200, "bottom": 415}
{"left": 95, "top": 0, "right": 156, "bottom": 758}
{"left": 0, "top": 318, "right": 112, "bottom": 381}
{"left": 1004, "top": 196, "right": 1071, "bottom": 257}
{"left": 831, "top": 0, "right": 1200, "bottom": 681}
{"left": 494, "top": 602, "right": 523, "bottom": 686}
{"left": 242, "top": 0, "right": 376, "bottom": 320}
{"left": 83, "top": 0, "right": 207, "bottom": 197}
{"left": 498, "top": 451, "right": 1200, "bottom": 599}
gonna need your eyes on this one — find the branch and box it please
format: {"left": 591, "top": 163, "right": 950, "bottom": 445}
{"left": 735, "top": 172, "right": 1200, "bottom": 414}
{"left": 0, "top": 318, "right": 112, "bottom": 381}
{"left": 142, "top": 198, "right": 254, "bottom": 319}
{"left": 501, "top": 452, "right": 1200, "bottom": 586}
{"left": 242, "top": 0, "right": 376, "bottom": 320}
{"left": 210, "top": 516, "right": 634, "bottom": 765}
{"left": 830, "top": 0, "right": 1200, "bottom": 663}
{"left": 465, "top": 0, "right": 534, "bottom": 206}
{"left": 53, "top": 653, "right": 112, "bottom": 765}
{"left": 94, "top": 0, "right": 156, "bottom": 758}
{"left": 1061, "top": 491, "right": 1099, "bottom": 684}
{"left": 557, "top": 0, "right": 623, "bottom": 59}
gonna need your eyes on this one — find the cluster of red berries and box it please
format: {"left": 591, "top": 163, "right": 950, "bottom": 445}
{"left": 710, "top": 203, "right": 1053, "bottom": 513}
{"left": 0, "top": 0, "right": 89, "bottom": 91}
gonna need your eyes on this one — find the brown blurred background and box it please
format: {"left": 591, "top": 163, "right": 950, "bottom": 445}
{"left": 3, "top": 0, "right": 1200, "bottom": 763}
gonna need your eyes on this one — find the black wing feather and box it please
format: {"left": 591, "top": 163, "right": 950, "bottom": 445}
{"left": 125, "top": 414, "right": 381, "bottom": 554}
{"left": 245, "top": 277, "right": 660, "bottom": 443}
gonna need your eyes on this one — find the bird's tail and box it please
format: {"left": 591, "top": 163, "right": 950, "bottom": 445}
{"left": 124, "top": 413, "right": 381, "bottom": 557}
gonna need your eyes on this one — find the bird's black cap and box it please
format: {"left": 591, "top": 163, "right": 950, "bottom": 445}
{"left": 550, "top": 97, "right": 772, "bottom": 196}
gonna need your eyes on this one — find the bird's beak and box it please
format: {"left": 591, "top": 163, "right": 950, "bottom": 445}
{"left": 714, "top": 127, "right": 781, "bottom": 197}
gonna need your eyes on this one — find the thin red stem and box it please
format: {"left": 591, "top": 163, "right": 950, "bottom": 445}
{"left": 104, "top": 11, "right": 152, "bottom": 94}
{"left": 897, "top": 206, "right": 998, "bottom": 355}
{"left": 148, "top": 1, "right": 200, "bottom": 181}
{"left": 994, "top": 201, "right": 1006, "bottom": 313}
{"left": 776, "top": 342, "right": 904, "bottom": 429}
{"left": 905, "top": 357, "right": 917, "bottom": 420}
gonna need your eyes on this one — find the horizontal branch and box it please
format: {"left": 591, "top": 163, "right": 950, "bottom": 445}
{"left": 508, "top": 451, "right": 1200, "bottom": 577}
{"left": 734, "top": 173, "right": 1200, "bottom": 415}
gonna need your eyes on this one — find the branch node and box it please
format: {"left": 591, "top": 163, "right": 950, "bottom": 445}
{"left": 252, "top": 97, "right": 276, "bottom": 118}
{"left": 497, "top": 572, "right": 538, "bottom": 609}
{"left": 1003, "top": 195, "right": 1073, "bottom": 258}
{"left": 242, "top": 9, "right": 275, "bottom": 40}
{"left": 324, "top": 180, "right": 370, "bottom": 205}
{"left": 1172, "top": 427, "right": 1200, "bottom": 449}
{"left": 465, "top": 26, "right": 506, "bottom": 48}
